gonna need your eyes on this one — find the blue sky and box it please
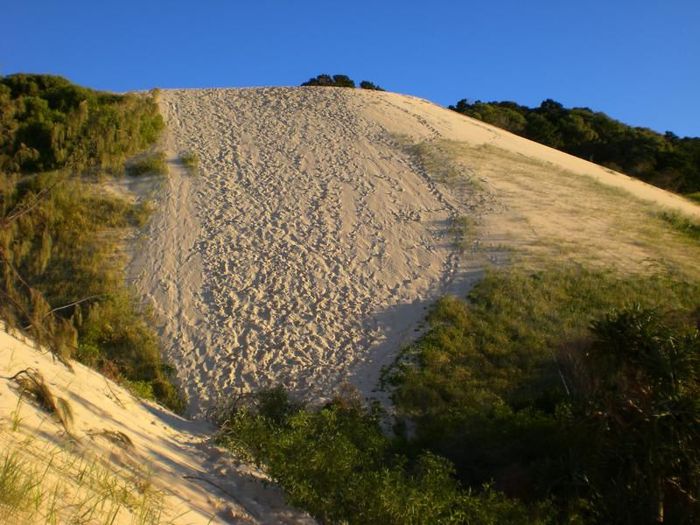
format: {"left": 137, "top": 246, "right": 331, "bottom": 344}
{"left": 3, "top": 0, "right": 699, "bottom": 136}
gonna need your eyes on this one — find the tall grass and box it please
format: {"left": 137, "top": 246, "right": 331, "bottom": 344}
{"left": 127, "top": 152, "right": 168, "bottom": 177}
{"left": 0, "top": 440, "right": 165, "bottom": 524}
{"left": 0, "top": 75, "right": 184, "bottom": 411}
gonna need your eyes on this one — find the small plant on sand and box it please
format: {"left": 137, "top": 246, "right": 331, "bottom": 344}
{"left": 127, "top": 152, "right": 168, "bottom": 176}
{"left": 658, "top": 210, "right": 700, "bottom": 241}
{"left": 9, "top": 369, "right": 74, "bottom": 433}
{"left": 449, "top": 215, "right": 474, "bottom": 251}
{"left": 0, "top": 452, "right": 40, "bottom": 520}
{"left": 179, "top": 150, "right": 199, "bottom": 174}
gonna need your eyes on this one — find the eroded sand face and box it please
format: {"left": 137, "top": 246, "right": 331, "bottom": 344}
{"left": 133, "top": 87, "right": 700, "bottom": 416}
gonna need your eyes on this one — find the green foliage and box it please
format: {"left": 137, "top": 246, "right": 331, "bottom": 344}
{"left": 301, "top": 73, "right": 356, "bottom": 88}
{"left": 360, "top": 80, "right": 385, "bottom": 91}
{"left": 218, "top": 387, "right": 550, "bottom": 524}
{"left": 0, "top": 75, "right": 183, "bottom": 412}
{"left": 126, "top": 152, "right": 167, "bottom": 177}
{"left": 301, "top": 74, "right": 386, "bottom": 90}
{"left": 658, "top": 211, "right": 700, "bottom": 241}
{"left": 573, "top": 306, "right": 700, "bottom": 523}
{"left": 449, "top": 98, "right": 700, "bottom": 194}
{"left": 0, "top": 73, "right": 164, "bottom": 175}
{"left": 686, "top": 192, "right": 700, "bottom": 204}
{"left": 389, "top": 267, "right": 700, "bottom": 522}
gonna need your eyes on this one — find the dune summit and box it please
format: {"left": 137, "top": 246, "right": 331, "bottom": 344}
{"left": 131, "top": 87, "right": 700, "bottom": 416}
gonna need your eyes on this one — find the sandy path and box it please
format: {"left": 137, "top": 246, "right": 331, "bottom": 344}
{"left": 138, "top": 88, "right": 476, "bottom": 415}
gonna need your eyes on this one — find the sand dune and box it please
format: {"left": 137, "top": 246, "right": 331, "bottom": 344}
{"left": 131, "top": 87, "right": 700, "bottom": 416}
{"left": 0, "top": 327, "right": 313, "bottom": 524}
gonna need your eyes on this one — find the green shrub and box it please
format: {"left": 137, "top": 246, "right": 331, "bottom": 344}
{"left": 388, "top": 266, "right": 700, "bottom": 520}
{"left": 360, "top": 80, "right": 385, "bottom": 91}
{"left": 449, "top": 97, "right": 700, "bottom": 194}
{"left": 179, "top": 151, "right": 199, "bottom": 174}
{"left": 572, "top": 306, "right": 700, "bottom": 523}
{"left": 0, "top": 74, "right": 164, "bottom": 174}
{"left": 0, "top": 75, "right": 183, "bottom": 412}
{"left": 217, "top": 387, "right": 552, "bottom": 524}
{"left": 658, "top": 210, "right": 700, "bottom": 241}
{"left": 126, "top": 152, "right": 167, "bottom": 177}
{"left": 301, "top": 74, "right": 356, "bottom": 88}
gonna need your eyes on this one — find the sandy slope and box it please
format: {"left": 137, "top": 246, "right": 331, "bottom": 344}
{"left": 132, "top": 87, "right": 700, "bottom": 416}
{"left": 0, "top": 327, "right": 313, "bottom": 524}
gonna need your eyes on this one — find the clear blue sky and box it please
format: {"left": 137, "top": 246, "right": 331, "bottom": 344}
{"left": 3, "top": 0, "right": 699, "bottom": 136}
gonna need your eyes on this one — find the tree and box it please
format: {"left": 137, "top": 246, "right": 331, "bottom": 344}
{"left": 359, "top": 80, "right": 385, "bottom": 91}
{"left": 573, "top": 306, "right": 700, "bottom": 524}
{"left": 301, "top": 74, "right": 355, "bottom": 88}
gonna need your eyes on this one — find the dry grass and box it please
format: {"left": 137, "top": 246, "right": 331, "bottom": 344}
{"left": 179, "top": 151, "right": 199, "bottom": 174}
{"left": 414, "top": 139, "right": 700, "bottom": 279}
{"left": 9, "top": 368, "right": 74, "bottom": 433}
{"left": 88, "top": 429, "right": 135, "bottom": 451}
{"left": 0, "top": 435, "right": 165, "bottom": 524}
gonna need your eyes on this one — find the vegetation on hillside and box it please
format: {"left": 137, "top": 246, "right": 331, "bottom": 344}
{"left": 301, "top": 74, "right": 385, "bottom": 90}
{"left": 219, "top": 267, "right": 700, "bottom": 523}
{"left": 217, "top": 387, "right": 552, "bottom": 524}
{"left": 449, "top": 98, "right": 700, "bottom": 195}
{"left": 0, "top": 74, "right": 183, "bottom": 411}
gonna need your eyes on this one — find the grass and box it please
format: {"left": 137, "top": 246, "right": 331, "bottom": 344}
{"left": 387, "top": 265, "right": 700, "bottom": 509}
{"left": 179, "top": 151, "right": 199, "bottom": 174}
{"left": 658, "top": 210, "right": 700, "bottom": 241}
{"left": 449, "top": 215, "right": 474, "bottom": 251}
{"left": 127, "top": 152, "right": 168, "bottom": 177}
{"left": 11, "top": 369, "right": 74, "bottom": 433}
{"left": 399, "top": 138, "right": 473, "bottom": 186}
{"left": 0, "top": 452, "right": 40, "bottom": 521}
{"left": 686, "top": 192, "right": 700, "bottom": 204}
{"left": 0, "top": 437, "right": 165, "bottom": 524}
{"left": 1, "top": 172, "right": 185, "bottom": 412}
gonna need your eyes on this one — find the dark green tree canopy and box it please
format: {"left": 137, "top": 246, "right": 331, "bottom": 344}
{"left": 301, "top": 74, "right": 356, "bottom": 88}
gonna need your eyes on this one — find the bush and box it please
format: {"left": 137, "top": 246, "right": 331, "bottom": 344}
{"left": 0, "top": 74, "right": 164, "bottom": 174}
{"left": 217, "top": 387, "right": 550, "bottom": 524}
{"left": 301, "top": 74, "right": 356, "bottom": 88}
{"left": 571, "top": 306, "right": 700, "bottom": 524}
{"left": 360, "top": 80, "right": 385, "bottom": 91}
{"left": 388, "top": 266, "right": 700, "bottom": 521}
{"left": 126, "top": 152, "right": 167, "bottom": 176}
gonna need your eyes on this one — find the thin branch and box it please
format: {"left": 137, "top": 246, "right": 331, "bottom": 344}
{"left": 1, "top": 180, "right": 60, "bottom": 228}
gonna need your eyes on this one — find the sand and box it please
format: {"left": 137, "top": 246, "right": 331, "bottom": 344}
{"left": 0, "top": 327, "right": 314, "bottom": 524}
{"left": 131, "top": 87, "right": 700, "bottom": 416}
